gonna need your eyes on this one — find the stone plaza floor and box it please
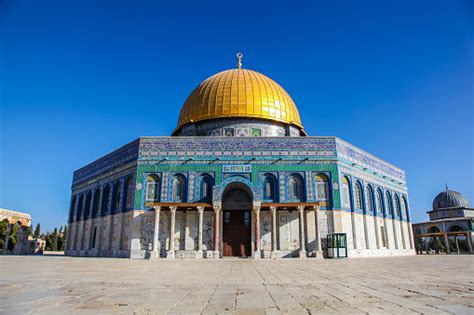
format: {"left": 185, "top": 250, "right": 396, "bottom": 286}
{"left": 0, "top": 255, "right": 473, "bottom": 314}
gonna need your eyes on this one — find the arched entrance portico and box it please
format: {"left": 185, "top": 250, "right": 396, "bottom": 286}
{"left": 222, "top": 183, "right": 253, "bottom": 257}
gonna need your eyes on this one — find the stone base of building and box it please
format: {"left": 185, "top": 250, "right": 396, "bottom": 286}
{"left": 348, "top": 248, "right": 416, "bottom": 257}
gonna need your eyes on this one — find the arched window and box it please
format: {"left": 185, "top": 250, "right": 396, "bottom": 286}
{"left": 262, "top": 174, "right": 277, "bottom": 201}
{"left": 394, "top": 194, "right": 401, "bottom": 219}
{"left": 289, "top": 174, "right": 304, "bottom": 201}
{"left": 92, "top": 188, "right": 100, "bottom": 218}
{"left": 376, "top": 188, "right": 384, "bottom": 215}
{"left": 111, "top": 181, "right": 121, "bottom": 214}
{"left": 83, "top": 191, "right": 92, "bottom": 220}
{"left": 145, "top": 175, "right": 160, "bottom": 202}
{"left": 101, "top": 185, "right": 110, "bottom": 215}
{"left": 449, "top": 225, "right": 464, "bottom": 232}
{"left": 76, "top": 195, "right": 84, "bottom": 222}
{"left": 123, "top": 176, "right": 134, "bottom": 210}
{"left": 198, "top": 174, "right": 213, "bottom": 202}
{"left": 341, "top": 176, "right": 351, "bottom": 208}
{"left": 171, "top": 174, "right": 186, "bottom": 202}
{"left": 427, "top": 226, "right": 440, "bottom": 233}
{"left": 354, "top": 182, "right": 363, "bottom": 209}
{"left": 385, "top": 191, "right": 393, "bottom": 216}
{"left": 314, "top": 173, "right": 330, "bottom": 201}
{"left": 402, "top": 196, "right": 409, "bottom": 221}
{"left": 69, "top": 196, "right": 77, "bottom": 223}
{"left": 366, "top": 185, "right": 375, "bottom": 214}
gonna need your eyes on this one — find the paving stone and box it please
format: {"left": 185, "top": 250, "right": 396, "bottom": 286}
{"left": 0, "top": 255, "right": 472, "bottom": 314}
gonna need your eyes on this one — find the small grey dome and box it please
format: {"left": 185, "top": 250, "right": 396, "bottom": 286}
{"left": 433, "top": 188, "right": 468, "bottom": 210}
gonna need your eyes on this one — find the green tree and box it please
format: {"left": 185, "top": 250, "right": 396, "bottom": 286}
{"left": 50, "top": 228, "right": 58, "bottom": 251}
{"left": 33, "top": 223, "right": 41, "bottom": 238}
{"left": 57, "top": 226, "right": 65, "bottom": 251}
{"left": 63, "top": 225, "right": 68, "bottom": 247}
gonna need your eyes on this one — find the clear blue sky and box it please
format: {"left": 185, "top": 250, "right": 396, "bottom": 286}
{"left": 1, "top": 1, "right": 472, "bottom": 232}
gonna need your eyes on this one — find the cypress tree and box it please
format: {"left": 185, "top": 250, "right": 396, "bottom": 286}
{"left": 34, "top": 223, "right": 41, "bottom": 238}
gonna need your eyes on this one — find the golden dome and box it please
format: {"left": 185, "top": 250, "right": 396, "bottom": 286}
{"left": 177, "top": 68, "right": 303, "bottom": 129}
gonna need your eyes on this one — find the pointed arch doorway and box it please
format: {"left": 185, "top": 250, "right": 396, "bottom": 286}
{"left": 222, "top": 183, "right": 252, "bottom": 257}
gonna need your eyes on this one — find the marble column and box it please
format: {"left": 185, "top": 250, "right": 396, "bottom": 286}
{"left": 213, "top": 205, "right": 221, "bottom": 258}
{"left": 408, "top": 222, "right": 415, "bottom": 249}
{"left": 314, "top": 205, "right": 324, "bottom": 259}
{"left": 443, "top": 233, "right": 450, "bottom": 254}
{"left": 383, "top": 217, "right": 391, "bottom": 249}
{"left": 399, "top": 219, "right": 407, "bottom": 249}
{"left": 297, "top": 205, "right": 306, "bottom": 258}
{"left": 196, "top": 206, "right": 204, "bottom": 259}
{"left": 466, "top": 232, "right": 473, "bottom": 253}
{"left": 167, "top": 206, "right": 177, "bottom": 259}
{"left": 253, "top": 206, "right": 261, "bottom": 259}
{"left": 151, "top": 206, "right": 161, "bottom": 259}
{"left": 374, "top": 215, "right": 381, "bottom": 249}
{"left": 3, "top": 223, "right": 11, "bottom": 254}
{"left": 270, "top": 206, "right": 277, "bottom": 258}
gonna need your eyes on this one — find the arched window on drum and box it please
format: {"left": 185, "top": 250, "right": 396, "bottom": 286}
{"left": 262, "top": 174, "right": 277, "bottom": 202}
{"left": 341, "top": 176, "right": 351, "bottom": 209}
{"left": 288, "top": 174, "right": 305, "bottom": 201}
{"left": 366, "top": 185, "right": 376, "bottom": 215}
{"left": 385, "top": 191, "right": 393, "bottom": 217}
{"left": 83, "top": 191, "right": 92, "bottom": 220}
{"left": 376, "top": 188, "right": 385, "bottom": 216}
{"left": 394, "top": 194, "right": 401, "bottom": 219}
{"left": 198, "top": 174, "right": 213, "bottom": 202}
{"left": 101, "top": 185, "right": 110, "bottom": 216}
{"left": 76, "top": 194, "right": 84, "bottom": 221}
{"left": 145, "top": 175, "right": 160, "bottom": 202}
{"left": 92, "top": 188, "right": 100, "bottom": 218}
{"left": 171, "top": 174, "right": 187, "bottom": 202}
{"left": 314, "top": 173, "right": 330, "bottom": 203}
{"left": 111, "top": 181, "right": 121, "bottom": 214}
{"left": 69, "top": 196, "right": 77, "bottom": 223}
{"left": 354, "top": 181, "right": 363, "bottom": 210}
{"left": 402, "top": 196, "right": 409, "bottom": 221}
{"left": 123, "top": 176, "right": 134, "bottom": 211}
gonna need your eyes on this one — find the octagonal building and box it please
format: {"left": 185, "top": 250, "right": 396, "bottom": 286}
{"left": 65, "top": 57, "right": 415, "bottom": 259}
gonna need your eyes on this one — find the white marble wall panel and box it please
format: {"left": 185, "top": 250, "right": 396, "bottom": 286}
{"left": 261, "top": 211, "right": 272, "bottom": 251}
{"left": 175, "top": 211, "right": 185, "bottom": 250}
{"left": 101, "top": 216, "right": 110, "bottom": 251}
{"left": 159, "top": 211, "right": 170, "bottom": 254}
{"left": 385, "top": 218, "right": 395, "bottom": 249}
{"left": 354, "top": 213, "right": 365, "bottom": 249}
{"left": 306, "top": 209, "right": 316, "bottom": 255}
{"left": 121, "top": 213, "right": 132, "bottom": 251}
{"left": 202, "top": 212, "right": 213, "bottom": 251}
{"left": 111, "top": 214, "right": 122, "bottom": 251}
{"left": 342, "top": 212, "right": 354, "bottom": 249}
{"left": 185, "top": 211, "right": 197, "bottom": 250}
{"left": 366, "top": 216, "right": 377, "bottom": 249}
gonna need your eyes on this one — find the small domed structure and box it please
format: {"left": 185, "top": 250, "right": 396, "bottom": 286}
{"left": 432, "top": 187, "right": 469, "bottom": 210}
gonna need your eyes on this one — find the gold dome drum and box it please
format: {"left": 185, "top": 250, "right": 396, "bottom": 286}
{"left": 177, "top": 68, "right": 303, "bottom": 130}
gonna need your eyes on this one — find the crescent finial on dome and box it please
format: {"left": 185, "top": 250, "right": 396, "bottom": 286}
{"left": 236, "top": 52, "right": 243, "bottom": 69}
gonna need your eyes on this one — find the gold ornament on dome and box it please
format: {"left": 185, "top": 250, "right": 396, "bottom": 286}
{"left": 176, "top": 53, "right": 303, "bottom": 129}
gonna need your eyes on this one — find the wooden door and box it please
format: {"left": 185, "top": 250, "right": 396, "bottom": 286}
{"left": 222, "top": 210, "right": 251, "bottom": 257}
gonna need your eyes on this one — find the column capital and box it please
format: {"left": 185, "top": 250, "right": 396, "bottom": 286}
{"left": 253, "top": 206, "right": 261, "bottom": 213}
{"left": 312, "top": 205, "right": 321, "bottom": 211}
{"left": 153, "top": 206, "right": 161, "bottom": 212}
{"left": 297, "top": 205, "right": 305, "bottom": 212}
{"left": 213, "top": 205, "right": 221, "bottom": 213}
{"left": 169, "top": 206, "right": 177, "bottom": 213}
{"left": 269, "top": 206, "right": 277, "bottom": 213}
{"left": 197, "top": 206, "right": 205, "bottom": 213}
